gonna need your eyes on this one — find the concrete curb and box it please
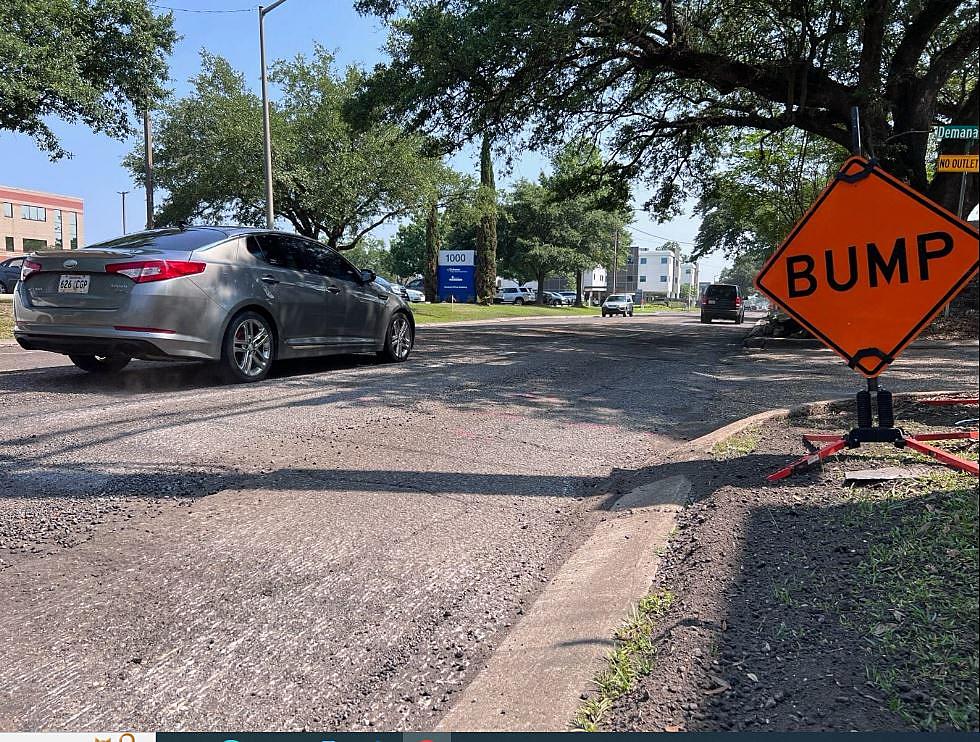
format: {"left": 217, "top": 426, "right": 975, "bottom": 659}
{"left": 744, "top": 332, "right": 978, "bottom": 351}
{"left": 435, "top": 389, "right": 967, "bottom": 731}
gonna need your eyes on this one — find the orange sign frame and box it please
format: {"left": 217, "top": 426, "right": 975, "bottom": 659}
{"left": 755, "top": 156, "right": 980, "bottom": 377}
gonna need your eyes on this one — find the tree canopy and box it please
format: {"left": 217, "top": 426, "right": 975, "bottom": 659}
{"left": 1, "top": 0, "right": 176, "bottom": 158}
{"left": 127, "top": 48, "right": 454, "bottom": 250}
{"left": 498, "top": 141, "right": 632, "bottom": 300}
{"left": 694, "top": 130, "right": 848, "bottom": 262}
{"left": 357, "top": 0, "right": 978, "bottom": 217}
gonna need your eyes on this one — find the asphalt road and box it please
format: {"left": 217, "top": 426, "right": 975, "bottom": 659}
{"left": 0, "top": 312, "right": 976, "bottom": 731}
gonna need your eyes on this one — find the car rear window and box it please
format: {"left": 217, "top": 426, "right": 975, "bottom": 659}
{"left": 84, "top": 228, "right": 229, "bottom": 253}
{"left": 706, "top": 284, "right": 737, "bottom": 299}
{"left": 608, "top": 294, "right": 629, "bottom": 301}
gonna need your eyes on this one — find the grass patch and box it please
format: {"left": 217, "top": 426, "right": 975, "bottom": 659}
{"left": 0, "top": 300, "right": 13, "bottom": 341}
{"left": 410, "top": 302, "right": 597, "bottom": 324}
{"left": 712, "top": 426, "right": 762, "bottom": 459}
{"left": 573, "top": 590, "right": 675, "bottom": 731}
{"left": 852, "top": 470, "right": 979, "bottom": 730}
{"left": 634, "top": 304, "right": 697, "bottom": 314}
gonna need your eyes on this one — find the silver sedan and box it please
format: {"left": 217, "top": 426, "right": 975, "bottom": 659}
{"left": 13, "top": 226, "right": 416, "bottom": 382}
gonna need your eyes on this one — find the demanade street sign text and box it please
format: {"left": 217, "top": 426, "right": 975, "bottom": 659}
{"left": 755, "top": 156, "right": 980, "bottom": 377}
{"left": 934, "top": 124, "right": 979, "bottom": 140}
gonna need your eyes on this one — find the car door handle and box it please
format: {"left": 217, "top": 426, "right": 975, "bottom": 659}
{"left": 260, "top": 275, "right": 280, "bottom": 285}
{"left": 325, "top": 284, "right": 341, "bottom": 294}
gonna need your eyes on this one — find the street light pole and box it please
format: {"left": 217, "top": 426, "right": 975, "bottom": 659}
{"left": 118, "top": 191, "right": 129, "bottom": 234}
{"left": 143, "top": 109, "right": 154, "bottom": 229}
{"left": 259, "top": 0, "right": 290, "bottom": 229}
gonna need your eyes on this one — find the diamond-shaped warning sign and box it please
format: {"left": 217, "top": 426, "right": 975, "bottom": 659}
{"left": 755, "top": 156, "right": 979, "bottom": 377}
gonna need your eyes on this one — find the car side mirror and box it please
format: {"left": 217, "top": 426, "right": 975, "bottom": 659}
{"left": 360, "top": 268, "right": 377, "bottom": 284}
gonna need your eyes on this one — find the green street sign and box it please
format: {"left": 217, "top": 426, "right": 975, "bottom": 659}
{"left": 934, "top": 124, "right": 979, "bottom": 140}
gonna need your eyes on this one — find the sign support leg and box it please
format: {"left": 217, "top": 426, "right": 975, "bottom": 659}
{"left": 766, "top": 380, "right": 979, "bottom": 481}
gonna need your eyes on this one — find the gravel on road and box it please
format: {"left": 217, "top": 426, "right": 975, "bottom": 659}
{"left": 0, "top": 313, "right": 976, "bottom": 731}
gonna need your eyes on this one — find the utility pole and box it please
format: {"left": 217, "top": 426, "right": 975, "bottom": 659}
{"left": 118, "top": 191, "right": 129, "bottom": 234}
{"left": 611, "top": 230, "right": 619, "bottom": 294}
{"left": 259, "top": 0, "right": 290, "bottom": 229}
{"left": 143, "top": 109, "right": 154, "bottom": 229}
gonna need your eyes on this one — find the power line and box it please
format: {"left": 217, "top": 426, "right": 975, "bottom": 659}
{"left": 628, "top": 224, "right": 696, "bottom": 246}
{"left": 151, "top": 3, "right": 254, "bottom": 13}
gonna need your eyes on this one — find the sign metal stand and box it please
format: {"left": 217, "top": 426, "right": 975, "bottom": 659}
{"left": 762, "top": 108, "right": 979, "bottom": 481}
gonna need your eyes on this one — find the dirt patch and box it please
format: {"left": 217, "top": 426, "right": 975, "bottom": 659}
{"left": 597, "top": 397, "right": 979, "bottom": 732}
{"left": 921, "top": 311, "right": 979, "bottom": 342}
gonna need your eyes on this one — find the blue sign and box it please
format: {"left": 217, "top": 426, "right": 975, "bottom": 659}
{"left": 437, "top": 250, "right": 476, "bottom": 302}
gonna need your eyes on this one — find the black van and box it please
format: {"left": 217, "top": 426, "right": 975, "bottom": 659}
{"left": 700, "top": 283, "right": 744, "bottom": 324}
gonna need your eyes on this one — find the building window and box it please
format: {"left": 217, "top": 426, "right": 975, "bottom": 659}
{"left": 23, "top": 238, "right": 47, "bottom": 251}
{"left": 68, "top": 212, "right": 78, "bottom": 249}
{"left": 53, "top": 209, "right": 63, "bottom": 248}
{"left": 660, "top": 274, "right": 668, "bottom": 282}
{"left": 661, "top": 256, "right": 669, "bottom": 264}
{"left": 4, "top": 236, "right": 13, "bottom": 252}
{"left": 640, "top": 257, "right": 647, "bottom": 265}
{"left": 21, "top": 205, "right": 46, "bottom": 221}
{"left": 639, "top": 275, "right": 647, "bottom": 283}
{"left": 2, "top": 202, "right": 12, "bottom": 218}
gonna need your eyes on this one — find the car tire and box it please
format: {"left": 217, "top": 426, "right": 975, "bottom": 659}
{"left": 0, "top": 281, "right": 7, "bottom": 294}
{"left": 736, "top": 312, "right": 745, "bottom": 324}
{"left": 514, "top": 298, "right": 524, "bottom": 306}
{"left": 221, "top": 310, "right": 275, "bottom": 383}
{"left": 69, "top": 353, "right": 131, "bottom": 374}
{"left": 700, "top": 315, "right": 711, "bottom": 324}
{"left": 379, "top": 311, "right": 414, "bottom": 363}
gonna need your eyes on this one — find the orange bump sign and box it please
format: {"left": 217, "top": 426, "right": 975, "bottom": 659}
{"left": 936, "top": 154, "right": 979, "bottom": 172}
{"left": 755, "top": 156, "right": 980, "bottom": 377}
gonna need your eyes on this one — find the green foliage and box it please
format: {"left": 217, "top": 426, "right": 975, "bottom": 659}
{"left": 388, "top": 222, "right": 426, "bottom": 278}
{"left": 855, "top": 471, "right": 979, "bottom": 731}
{"left": 718, "top": 253, "right": 767, "bottom": 298}
{"left": 574, "top": 589, "right": 676, "bottom": 731}
{"left": 498, "top": 141, "right": 631, "bottom": 294}
{"left": 0, "top": 0, "right": 176, "bottom": 158}
{"left": 695, "top": 130, "right": 847, "bottom": 263}
{"left": 343, "top": 236, "right": 392, "bottom": 276}
{"left": 128, "top": 48, "right": 454, "bottom": 249}
{"left": 358, "top": 0, "right": 978, "bottom": 225}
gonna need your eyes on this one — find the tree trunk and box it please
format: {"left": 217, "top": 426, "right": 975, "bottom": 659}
{"left": 424, "top": 200, "right": 440, "bottom": 302}
{"left": 536, "top": 269, "right": 546, "bottom": 304}
{"left": 475, "top": 133, "right": 497, "bottom": 304}
{"left": 575, "top": 269, "right": 583, "bottom": 307}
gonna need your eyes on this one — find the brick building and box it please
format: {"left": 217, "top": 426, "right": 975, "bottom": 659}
{"left": 1, "top": 185, "right": 84, "bottom": 254}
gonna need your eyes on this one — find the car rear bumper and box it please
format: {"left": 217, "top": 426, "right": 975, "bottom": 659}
{"left": 603, "top": 307, "right": 631, "bottom": 314}
{"left": 13, "top": 325, "right": 220, "bottom": 361}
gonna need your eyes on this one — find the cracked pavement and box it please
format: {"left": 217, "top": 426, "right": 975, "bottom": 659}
{"left": 0, "top": 312, "right": 975, "bottom": 730}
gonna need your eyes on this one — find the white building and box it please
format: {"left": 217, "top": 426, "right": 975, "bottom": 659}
{"left": 636, "top": 247, "right": 678, "bottom": 296}
{"left": 633, "top": 246, "right": 698, "bottom": 299}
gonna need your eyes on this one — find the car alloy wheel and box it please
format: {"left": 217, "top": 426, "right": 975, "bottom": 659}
{"left": 381, "top": 312, "right": 414, "bottom": 362}
{"left": 230, "top": 315, "right": 272, "bottom": 380}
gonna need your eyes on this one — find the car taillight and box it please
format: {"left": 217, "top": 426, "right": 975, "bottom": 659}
{"left": 735, "top": 296, "right": 742, "bottom": 306}
{"left": 21, "top": 259, "right": 42, "bottom": 280}
{"left": 106, "top": 260, "right": 206, "bottom": 283}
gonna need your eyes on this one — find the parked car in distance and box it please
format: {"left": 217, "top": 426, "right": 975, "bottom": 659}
{"left": 1, "top": 256, "right": 25, "bottom": 293}
{"left": 12, "top": 226, "right": 416, "bottom": 382}
{"left": 700, "top": 283, "right": 744, "bottom": 324}
{"left": 558, "top": 291, "right": 577, "bottom": 305}
{"left": 602, "top": 293, "right": 634, "bottom": 317}
{"left": 541, "top": 291, "right": 565, "bottom": 306}
{"left": 405, "top": 277, "right": 424, "bottom": 291}
{"left": 495, "top": 286, "right": 528, "bottom": 305}
{"left": 405, "top": 287, "right": 425, "bottom": 302}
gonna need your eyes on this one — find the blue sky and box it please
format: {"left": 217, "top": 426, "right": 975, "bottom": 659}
{"left": 0, "top": 0, "right": 725, "bottom": 280}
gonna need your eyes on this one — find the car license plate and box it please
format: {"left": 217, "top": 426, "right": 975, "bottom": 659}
{"left": 58, "top": 274, "right": 90, "bottom": 294}
{"left": 707, "top": 299, "right": 716, "bottom": 304}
